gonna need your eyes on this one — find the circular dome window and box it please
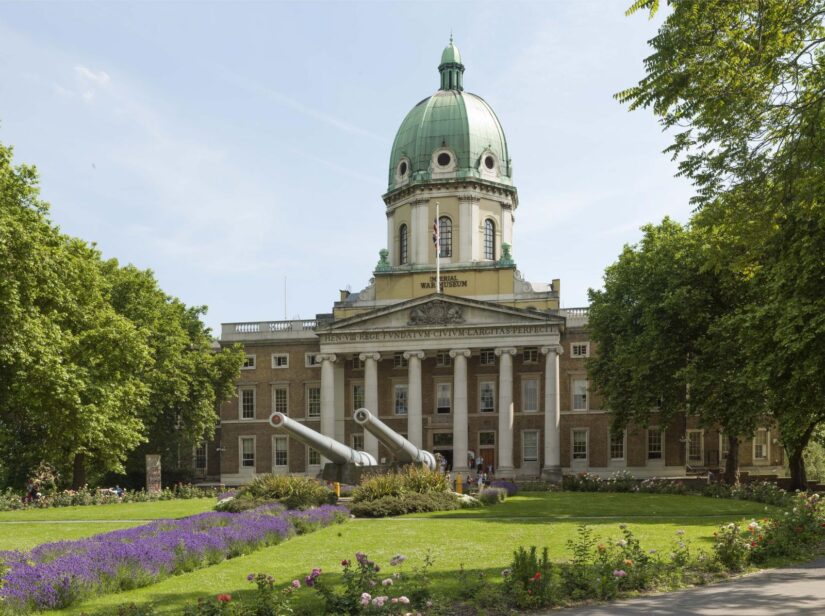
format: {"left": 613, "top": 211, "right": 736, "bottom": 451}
{"left": 437, "top": 152, "right": 451, "bottom": 167}
{"left": 484, "top": 155, "right": 495, "bottom": 170}
{"left": 399, "top": 161, "right": 408, "bottom": 176}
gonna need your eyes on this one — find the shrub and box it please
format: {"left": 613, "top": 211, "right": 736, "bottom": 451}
{"left": 477, "top": 487, "right": 507, "bottom": 505}
{"left": 712, "top": 522, "right": 750, "bottom": 571}
{"left": 231, "top": 474, "right": 334, "bottom": 510}
{"left": 503, "top": 546, "right": 555, "bottom": 609}
{"left": 489, "top": 480, "right": 518, "bottom": 496}
{"left": 350, "top": 492, "right": 460, "bottom": 517}
{"left": 750, "top": 492, "right": 824, "bottom": 562}
{"left": 352, "top": 466, "right": 448, "bottom": 503}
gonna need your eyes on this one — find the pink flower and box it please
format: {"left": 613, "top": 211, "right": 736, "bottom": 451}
{"left": 382, "top": 578, "right": 393, "bottom": 586}
{"left": 399, "top": 596, "right": 410, "bottom": 604}
{"left": 360, "top": 592, "right": 372, "bottom": 606}
{"left": 613, "top": 569, "right": 627, "bottom": 578}
{"left": 291, "top": 579, "right": 301, "bottom": 589}
{"left": 372, "top": 596, "right": 387, "bottom": 607}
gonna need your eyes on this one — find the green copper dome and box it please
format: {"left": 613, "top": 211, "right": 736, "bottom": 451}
{"left": 386, "top": 41, "right": 513, "bottom": 193}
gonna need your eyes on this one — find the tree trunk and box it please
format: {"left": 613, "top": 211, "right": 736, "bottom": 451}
{"left": 72, "top": 452, "right": 87, "bottom": 490}
{"left": 724, "top": 435, "right": 740, "bottom": 485}
{"left": 788, "top": 448, "right": 807, "bottom": 491}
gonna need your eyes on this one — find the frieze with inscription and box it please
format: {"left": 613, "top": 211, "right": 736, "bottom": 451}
{"left": 320, "top": 324, "right": 555, "bottom": 344}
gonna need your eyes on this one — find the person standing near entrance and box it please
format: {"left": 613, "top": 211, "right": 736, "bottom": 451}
{"left": 475, "top": 455, "right": 483, "bottom": 473}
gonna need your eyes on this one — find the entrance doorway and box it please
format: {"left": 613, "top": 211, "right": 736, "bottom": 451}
{"left": 433, "top": 448, "right": 453, "bottom": 470}
{"left": 478, "top": 431, "right": 496, "bottom": 475}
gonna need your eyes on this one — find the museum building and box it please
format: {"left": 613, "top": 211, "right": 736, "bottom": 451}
{"left": 210, "top": 41, "right": 784, "bottom": 485}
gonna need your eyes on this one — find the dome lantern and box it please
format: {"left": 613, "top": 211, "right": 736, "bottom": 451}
{"left": 438, "top": 36, "right": 464, "bottom": 91}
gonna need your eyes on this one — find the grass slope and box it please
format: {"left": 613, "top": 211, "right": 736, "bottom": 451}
{"left": 42, "top": 493, "right": 775, "bottom": 615}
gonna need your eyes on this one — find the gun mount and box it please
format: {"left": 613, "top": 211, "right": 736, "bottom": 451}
{"left": 352, "top": 408, "right": 437, "bottom": 471}
{"left": 269, "top": 412, "right": 377, "bottom": 483}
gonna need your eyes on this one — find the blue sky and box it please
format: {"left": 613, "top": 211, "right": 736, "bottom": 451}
{"left": 0, "top": 1, "right": 694, "bottom": 335}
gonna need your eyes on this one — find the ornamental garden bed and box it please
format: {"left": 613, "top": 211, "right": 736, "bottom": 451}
{"left": 0, "top": 503, "right": 347, "bottom": 613}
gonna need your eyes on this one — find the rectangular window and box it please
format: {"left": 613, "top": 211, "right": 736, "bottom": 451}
{"left": 305, "top": 353, "right": 320, "bottom": 368}
{"left": 394, "top": 384, "right": 408, "bottom": 415}
{"left": 687, "top": 430, "right": 703, "bottom": 463}
{"left": 572, "top": 429, "right": 588, "bottom": 460}
{"left": 352, "top": 383, "right": 365, "bottom": 411}
{"left": 522, "top": 347, "right": 538, "bottom": 363}
{"left": 242, "top": 354, "right": 256, "bottom": 369}
{"left": 480, "top": 349, "right": 495, "bottom": 366}
{"left": 522, "top": 378, "right": 539, "bottom": 412}
{"left": 351, "top": 356, "right": 364, "bottom": 370}
{"left": 433, "top": 432, "right": 453, "bottom": 447}
{"left": 271, "top": 353, "right": 289, "bottom": 368}
{"left": 273, "top": 436, "right": 288, "bottom": 467}
{"left": 308, "top": 447, "right": 321, "bottom": 466}
{"left": 572, "top": 379, "right": 588, "bottom": 411}
{"left": 240, "top": 387, "right": 255, "bottom": 420}
{"left": 479, "top": 381, "right": 495, "bottom": 412}
{"left": 241, "top": 437, "right": 255, "bottom": 468}
{"left": 273, "top": 386, "right": 288, "bottom": 415}
{"left": 754, "top": 429, "right": 768, "bottom": 460}
{"left": 571, "top": 343, "right": 590, "bottom": 358}
{"left": 647, "top": 429, "right": 663, "bottom": 460}
{"left": 436, "top": 351, "right": 451, "bottom": 367}
{"left": 194, "top": 442, "right": 207, "bottom": 470}
{"left": 393, "top": 352, "right": 408, "bottom": 369}
{"left": 610, "top": 430, "right": 624, "bottom": 460}
{"left": 479, "top": 431, "right": 495, "bottom": 446}
{"left": 720, "top": 433, "right": 730, "bottom": 460}
{"left": 306, "top": 385, "right": 321, "bottom": 418}
{"left": 522, "top": 430, "right": 539, "bottom": 462}
{"left": 352, "top": 433, "right": 364, "bottom": 451}
{"left": 436, "top": 382, "right": 452, "bottom": 414}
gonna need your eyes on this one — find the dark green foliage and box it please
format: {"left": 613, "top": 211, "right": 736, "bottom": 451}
{"left": 351, "top": 466, "right": 449, "bottom": 503}
{"left": 349, "top": 492, "right": 460, "bottom": 518}
{"left": 218, "top": 475, "right": 334, "bottom": 511}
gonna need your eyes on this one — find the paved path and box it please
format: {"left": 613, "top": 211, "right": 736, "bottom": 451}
{"left": 540, "top": 556, "right": 825, "bottom": 615}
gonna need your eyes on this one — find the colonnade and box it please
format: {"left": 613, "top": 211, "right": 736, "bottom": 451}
{"left": 317, "top": 344, "right": 562, "bottom": 478}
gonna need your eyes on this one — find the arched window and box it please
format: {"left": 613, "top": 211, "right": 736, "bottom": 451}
{"left": 438, "top": 216, "right": 452, "bottom": 258}
{"left": 483, "top": 219, "right": 495, "bottom": 260}
{"left": 399, "top": 224, "right": 408, "bottom": 265}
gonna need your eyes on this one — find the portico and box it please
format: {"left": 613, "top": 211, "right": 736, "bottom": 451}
{"left": 315, "top": 295, "right": 564, "bottom": 478}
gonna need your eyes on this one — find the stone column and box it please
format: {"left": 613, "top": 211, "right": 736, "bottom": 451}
{"left": 318, "top": 353, "right": 337, "bottom": 464}
{"left": 541, "top": 345, "right": 563, "bottom": 483}
{"left": 404, "top": 351, "right": 425, "bottom": 448}
{"left": 450, "top": 349, "right": 471, "bottom": 474}
{"left": 359, "top": 352, "right": 382, "bottom": 460}
{"left": 495, "top": 347, "right": 517, "bottom": 477}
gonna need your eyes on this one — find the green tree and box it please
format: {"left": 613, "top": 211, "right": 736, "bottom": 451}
{"left": 0, "top": 142, "right": 151, "bottom": 488}
{"left": 0, "top": 141, "right": 244, "bottom": 488}
{"left": 102, "top": 262, "right": 243, "bottom": 482}
{"left": 588, "top": 219, "right": 762, "bottom": 483}
{"left": 620, "top": 0, "right": 825, "bottom": 489}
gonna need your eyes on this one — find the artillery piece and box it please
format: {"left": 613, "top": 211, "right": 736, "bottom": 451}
{"left": 352, "top": 408, "right": 437, "bottom": 471}
{"left": 269, "top": 412, "right": 377, "bottom": 483}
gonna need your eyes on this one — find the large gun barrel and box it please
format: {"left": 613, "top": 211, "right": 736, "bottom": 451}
{"left": 352, "top": 408, "right": 437, "bottom": 470}
{"left": 269, "top": 412, "right": 377, "bottom": 466}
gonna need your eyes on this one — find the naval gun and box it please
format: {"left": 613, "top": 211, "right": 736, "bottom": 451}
{"left": 352, "top": 408, "right": 437, "bottom": 471}
{"left": 269, "top": 412, "right": 377, "bottom": 483}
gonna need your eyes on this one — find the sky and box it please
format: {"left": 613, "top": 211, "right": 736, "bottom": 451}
{"left": 0, "top": 1, "right": 696, "bottom": 336}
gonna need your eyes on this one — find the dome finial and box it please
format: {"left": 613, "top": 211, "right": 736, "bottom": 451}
{"left": 439, "top": 37, "right": 464, "bottom": 91}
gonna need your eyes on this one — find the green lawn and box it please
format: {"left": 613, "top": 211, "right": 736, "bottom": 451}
{"left": 32, "top": 492, "right": 775, "bottom": 615}
{"left": 0, "top": 499, "right": 215, "bottom": 551}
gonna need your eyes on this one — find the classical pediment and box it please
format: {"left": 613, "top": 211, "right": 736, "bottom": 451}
{"left": 316, "top": 295, "right": 563, "bottom": 354}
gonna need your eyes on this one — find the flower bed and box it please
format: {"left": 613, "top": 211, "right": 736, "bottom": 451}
{"left": 0, "top": 484, "right": 218, "bottom": 512}
{"left": 0, "top": 503, "right": 347, "bottom": 612}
